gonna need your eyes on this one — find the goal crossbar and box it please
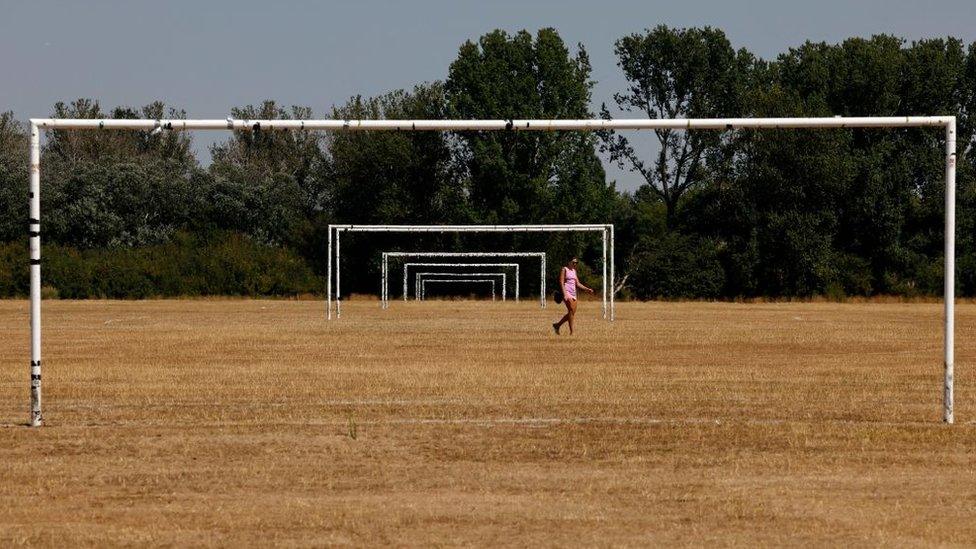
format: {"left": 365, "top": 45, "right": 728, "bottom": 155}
{"left": 25, "top": 116, "right": 957, "bottom": 427}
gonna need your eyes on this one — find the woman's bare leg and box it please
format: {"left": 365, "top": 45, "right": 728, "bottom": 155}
{"left": 566, "top": 299, "right": 577, "bottom": 334}
{"left": 555, "top": 300, "right": 574, "bottom": 334}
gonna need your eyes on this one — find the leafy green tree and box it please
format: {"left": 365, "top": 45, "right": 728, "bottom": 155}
{"left": 210, "top": 101, "right": 326, "bottom": 217}
{"left": 324, "top": 83, "right": 465, "bottom": 224}
{"left": 37, "top": 99, "right": 203, "bottom": 248}
{"left": 446, "top": 28, "right": 612, "bottom": 224}
{"left": 319, "top": 84, "right": 470, "bottom": 295}
{"left": 601, "top": 26, "right": 757, "bottom": 227}
{"left": 0, "top": 112, "right": 27, "bottom": 242}
{"left": 627, "top": 232, "right": 724, "bottom": 299}
{"left": 45, "top": 99, "right": 195, "bottom": 169}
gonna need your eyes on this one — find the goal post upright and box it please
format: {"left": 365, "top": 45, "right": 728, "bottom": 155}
{"left": 541, "top": 253, "right": 546, "bottom": 309}
{"left": 327, "top": 224, "right": 332, "bottom": 320}
{"left": 609, "top": 224, "right": 615, "bottom": 322}
{"left": 945, "top": 117, "right": 957, "bottom": 424}
{"left": 28, "top": 122, "right": 42, "bottom": 427}
{"left": 26, "top": 115, "right": 957, "bottom": 426}
{"left": 336, "top": 228, "right": 341, "bottom": 319}
{"left": 602, "top": 228, "right": 607, "bottom": 319}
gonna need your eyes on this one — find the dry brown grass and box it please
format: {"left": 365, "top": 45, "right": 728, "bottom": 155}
{"left": 1, "top": 299, "right": 975, "bottom": 546}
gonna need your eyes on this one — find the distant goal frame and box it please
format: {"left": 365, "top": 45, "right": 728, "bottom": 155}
{"left": 406, "top": 266, "right": 514, "bottom": 301}
{"left": 329, "top": 224, "right": 614, "bottom": 320}
{"left": 24, "top": 115, "right": 958, "bottom": 427}
{"left": 414, "top": 272, "right": 507, "bottom": 301}
{"left": 382, "top": 251, "right": 547, "bottom": 308}
{"left": 420, "top": 279, "right": 497, "bottom": 301}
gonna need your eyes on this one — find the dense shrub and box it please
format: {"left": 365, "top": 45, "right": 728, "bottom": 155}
{"left": 627, "top": 233, "right": 725, "bottom": 299}
{"left": 0, "top": 231, "right": 321, "bottom": 298}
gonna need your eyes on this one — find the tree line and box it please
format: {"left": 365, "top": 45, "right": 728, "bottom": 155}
{"left": 0, "top": 26, "right": 973, "bottom": 299}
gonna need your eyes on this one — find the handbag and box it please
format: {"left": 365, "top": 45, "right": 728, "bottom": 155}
{"left": 553, "top": 268, "right": 565, "bottom": 303}
{"left": 552, "top": 287, "right": 564, "bottom": 304}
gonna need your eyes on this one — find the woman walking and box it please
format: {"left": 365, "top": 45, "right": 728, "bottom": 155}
{"left": 552, "top": 257, "right": 594, "bottom": 335}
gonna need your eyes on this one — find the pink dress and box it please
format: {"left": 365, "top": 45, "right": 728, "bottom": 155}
{"left": 562, "top": 267, "right": 578, "bottom": 300}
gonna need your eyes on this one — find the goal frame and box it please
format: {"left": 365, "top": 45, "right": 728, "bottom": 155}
{"left": 382, "top": 251, "right": 546, "bottom": 308}
{"left": 413, "top": 272, "right": 508, "bottom": 301}
{"left": 25, "top": 115, "right": 958, "bottom": 426}
{"left": 330, "top": 224, "right": 613, "bottom": 321}
{"left": 421, "top": 279, "right": 496, "bottom": 301}
{"left": 402, "top": 263, "right": 517, "bottom": 301}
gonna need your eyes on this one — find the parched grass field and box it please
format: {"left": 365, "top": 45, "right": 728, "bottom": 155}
{"left": 1, "top": 298, "right": 975, "bottom": 546}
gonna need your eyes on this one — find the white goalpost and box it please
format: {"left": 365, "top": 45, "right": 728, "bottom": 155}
{"left": 25, "top": 115, "right": 957, "bottom": 427}
{"left": 401, "top": 262, "right": 518, "bottom": 303}
{"left": 421, "top": 279, "right": 496, "bottom": 301}
{"left": 413, "top": 272, "right": 508, "bottom": 301}
{"left": 331, "top": 224, "right": 613, "bottom": 321}
{"left": 381, "top": 251, "right": 547, "bottom": 308}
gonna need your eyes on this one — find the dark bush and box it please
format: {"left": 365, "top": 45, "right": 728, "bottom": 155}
{"left": 0, "top": 231, "right": 321, "bottom": 298}
{"left": 627, "top": 233, "right": 725, "bottom": 299}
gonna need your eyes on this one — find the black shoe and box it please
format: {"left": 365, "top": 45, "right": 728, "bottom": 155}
{"left": 552, "top": 322, "right": 560, "bottom": 335}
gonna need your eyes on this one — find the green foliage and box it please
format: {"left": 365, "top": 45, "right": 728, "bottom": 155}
{"left": 446, "top": 28, "right": 612, "bottom": 224}
{"left": 601, "top": 25, "right": 758, "bottom": 226}
{"left": 326, "top": 84, "right": 467, "bottom": 225}
{"left": 627, "top": 233, "right": 724, "bottom": 299}
{"left": 0, "top": 112, "right": 27, "bottom": 242}
{"left": 0, "top": 232, "right": 320, "bottom": 298}
{"left": 0, "top": 28, "right": 973, "bottom": 301}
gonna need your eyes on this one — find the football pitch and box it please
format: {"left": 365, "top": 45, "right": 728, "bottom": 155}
{"left": 1, "top": 299, "right": 974, "bottom": 545}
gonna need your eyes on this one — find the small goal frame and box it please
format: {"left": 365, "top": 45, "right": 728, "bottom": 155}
{"left": 400, "top": 262, "right": 518, "bottom": 305}
{"left": 382, "top": 252, "right": 546, "bottom": 308}
{"left": 413, "top": 272, "right": 508, "bottom": 301}
{"left": 421, "top": 279, "right": 496, "bottom": 301}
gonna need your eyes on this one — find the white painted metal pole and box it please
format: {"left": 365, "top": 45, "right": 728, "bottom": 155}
{"left": 610, "top": 225, "right": 615, "bottom": 322}
{"left": 944, "top": 118, "right": 956, "bottom": 424}
{"left": 515, "top": 264, "right": 520, "bottom": 303}
{"left": 335, "top": 229, "right": 341, "bottom": 319}
{"left": 28, "top": 123, "right": 42, "bottom": 427}
{"left": 327, "top": 225, "right": 332, "bottom": 319}
{"left": 31, "top": 116, "right": 954, "bottom": 132}
{"left": 541, "top": 254, "right": 546, "bottom": 308}
{"left": 602, "top": 228, "right": 608, "bottom": 319}
{"left": 403, "top": 265, "right": 409, "bottom": 302}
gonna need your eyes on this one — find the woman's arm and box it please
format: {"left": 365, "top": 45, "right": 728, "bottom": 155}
{"left": 577, "top": 277, "right": 595, "bottom": 293}
{"left": 559, "top": 267, "right": 566, "bottom": 289}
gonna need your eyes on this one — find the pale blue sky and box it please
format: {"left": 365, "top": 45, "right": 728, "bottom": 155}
{"left": 2, "top": 0, "right": 974, "bottom": 191}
